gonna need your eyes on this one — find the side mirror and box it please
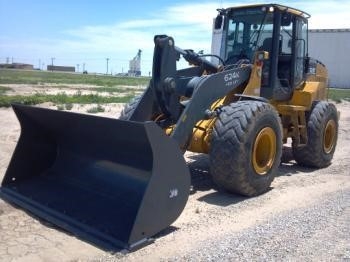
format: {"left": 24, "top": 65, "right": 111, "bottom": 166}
{"left": 214, "top": 15, "right": 223, "bottom": 29}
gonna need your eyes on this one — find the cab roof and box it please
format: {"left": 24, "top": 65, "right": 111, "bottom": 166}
{"left": 220, "top": 3, "right": 311, "bottom": 19}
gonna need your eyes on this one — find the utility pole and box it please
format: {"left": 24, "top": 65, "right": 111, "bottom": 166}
{"left": 51, "top": 57, "right": 55, "bottom": 71}
{"left": 83, "top": 63, "right": 85, "bottom": 72}
{"left": 39, "top": 59, "right": 41, "bottom": 70}
{"left": 106, "top": 58, "right": 109, "bottom": 75}
{"left": 76, "top": 64, "right": 80, "bottom": 73}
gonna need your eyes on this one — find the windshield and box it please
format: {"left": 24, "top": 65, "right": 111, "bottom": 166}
{"left": 225, "top": 7, "right": 274, "bottom": 64}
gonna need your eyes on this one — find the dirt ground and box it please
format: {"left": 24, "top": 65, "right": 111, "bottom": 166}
{"left": 0, "top": 100, "right": 350, "bottom": 261}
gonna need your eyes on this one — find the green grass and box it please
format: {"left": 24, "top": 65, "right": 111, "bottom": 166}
{"left": 0, "top": 69, "right": 150, "bottom": 87}
{"left": 90, "top": 86, "right": 144, "bottom": 93}
{"left": 57, "top": 103, "right": 73, "bottom": 111}
{"left": 65, "top": 103, "right": 73, "bottom": 110}
{"left": 87, "top": 104, "right": 105, "bottom": 113}
{"left": 0, "top": 69, "right": 145, "bottom": 107}
{"left": 0, "top": 86, "right": 12, "bottom": 94}
{"left": 0, "top": 93, "right": 134, "bottom": 107}
{"left": 328, "top": 88, "right": 350, "bottom": 103}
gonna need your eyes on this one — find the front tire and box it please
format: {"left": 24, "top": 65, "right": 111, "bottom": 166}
{"left": 209, "top": 101, "right": 282, "bottom": 196}
{"left": 292, "top": 101, "right": 338, "bottom": 167}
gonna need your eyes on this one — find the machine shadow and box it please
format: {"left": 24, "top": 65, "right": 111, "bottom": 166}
{"left": 186, "top": 147, "right": 318, "bottom": 207}
{"left": 132, "top": 146, "right": 319, "bottom": 251}
{"left": 186, "top": 153, "right": 250, "bottom": 207}
{"left": 277, "top": 146, "right": 318, "bottom": 177}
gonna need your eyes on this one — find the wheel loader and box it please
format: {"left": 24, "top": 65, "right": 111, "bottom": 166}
{"left": 0, "top": 4, "right": 338, "bottom": 251}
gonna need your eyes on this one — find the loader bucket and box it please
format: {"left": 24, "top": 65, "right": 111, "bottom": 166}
{"left": 0, "top": 104, "right": 190, "bottom": 251}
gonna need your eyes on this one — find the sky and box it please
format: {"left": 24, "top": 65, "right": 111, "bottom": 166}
{"left": 1, "top": 0, "right": 349, "bottom": 75}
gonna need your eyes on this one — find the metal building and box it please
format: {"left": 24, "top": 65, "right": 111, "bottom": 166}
{"left": 128, "top": 49, "right": 142, "bottom": 76}
{"left": 0, "top": 63, "right": 34, "bottom": 70}
{"left": 47, "top": 65, "right": 75, "bottom": 72}
{"left": 308, "top": 29, "right": 350, "bottom": 88}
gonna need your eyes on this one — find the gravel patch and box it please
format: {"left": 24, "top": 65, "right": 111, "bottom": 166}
{"left": 176, "top": 189, "right": 350, "bottom": 261}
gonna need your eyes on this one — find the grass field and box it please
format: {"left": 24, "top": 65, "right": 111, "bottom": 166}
{"left": 0, "top": 93, "right": 135, "bottom": 107}
{"left": 328, "top": 88, "right": 350, "bottom": 103}
{"left": 0, "top": 86, "right": 12, "bottom": 95}
{"left": 0, "top": 69, "right": 349, "bottom": 108}
{"left": 0, "top": 69, "right": 150, "bottom": 86}
{"left": 0, "top": 69, "right": 148, "bottom": 107}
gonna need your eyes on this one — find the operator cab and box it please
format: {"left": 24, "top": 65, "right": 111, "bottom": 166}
{"left": 213, "top": 4, "right": 310, "bottom": 100}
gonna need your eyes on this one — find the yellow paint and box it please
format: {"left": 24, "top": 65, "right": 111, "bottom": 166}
{"left": 323, "top": 119, "right": 336, "bottom": 154}
{"left": 187, "top": 99, "right": 225, "bottom": 153}
{"left": 307, "top": 63, "right": 328, "bottom": 83}
{"left": 187, "top": 120, "right": 214, "bottom": 153}
{"left": 252, "top": 127, "right": 277, "bottom": 175}
{"left": 168, "top": 48, "right": 329, "bottom": 153}
{"left": 187, "top": 52, "right": 265, "bottom": 154}
{"left": 290, "top": 81, "right": 327, "bottom": 109}
{"left": 273, "top": 61, "right": 328, "bottom": 144}
{"left": 242, "top": 52, "right": 266, "bottom": 96}
{"left": 275, "top": 104, "right": 308, "bottom": 145}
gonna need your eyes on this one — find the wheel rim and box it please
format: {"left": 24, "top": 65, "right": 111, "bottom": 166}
{"left": 323, "top": 119, "right": 336, "bottom": 154}
{"left": 252, "top": 127, "right": 277, "bottom": 175}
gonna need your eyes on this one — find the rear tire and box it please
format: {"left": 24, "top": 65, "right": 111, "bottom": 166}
{"left": 209, "top": 101, "right": 282, "bottom": 196}
{"left": 119, "top": 95, "right": 142, "bottom": 120}
{"left": 292, "top": 101, "right": 338, "bottom": 167}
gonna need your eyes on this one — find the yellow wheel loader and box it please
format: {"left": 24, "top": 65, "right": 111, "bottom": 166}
{"left": 0, "top": 4, "right": 338, "bottom": 251}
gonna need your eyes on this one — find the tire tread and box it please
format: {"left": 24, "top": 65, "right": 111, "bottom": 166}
{"left": 210, "top": 101, "right": 282, "bottom": 196}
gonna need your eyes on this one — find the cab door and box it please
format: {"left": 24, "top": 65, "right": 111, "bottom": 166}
{"left": 292, "top": 17, "right": 308, "bottom": 87}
